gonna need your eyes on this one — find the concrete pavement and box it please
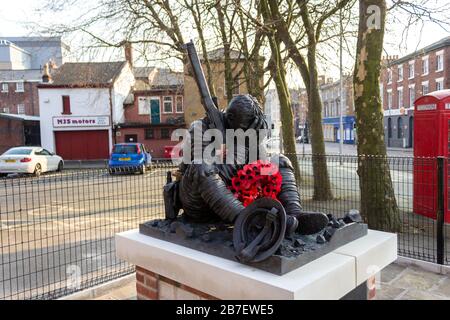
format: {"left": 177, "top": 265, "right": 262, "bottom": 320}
{"left": 79, "top": 261, "right": 450, "bottom": 300}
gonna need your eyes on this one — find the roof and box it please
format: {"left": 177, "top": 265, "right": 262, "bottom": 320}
{"left": 134, "top": 67, "right": 184, "bottom": 91}
{"left": 390, "top": 36, "right": 450, "bottom": 66}
{"left": 0, "top": 40, "right": 31, "bottom": 54}
{"left": 41, "top": 61, "right": 127, "bottom": 87}
{"left": 2, "top": 36, "right": 70, "bottom": 51}
{"left": 149, "top": 68, "right": 183, "bottom": 88}
{"left": 0, "top": 113, "right": 40, "bottom": 121}
{"left": 200, "top": 48, "right": 245, "bottom": 61}
{"left": 418, "top": 89, "right": 450, "bottom": 101}
{"left": 0, "top": 69, "right": 42, "bottom": 82}
{"left": 133, "top": 67, "right": 156, "bottom": 79}
{"left": 6, "top": 146, "right": 41, "bottom": 150}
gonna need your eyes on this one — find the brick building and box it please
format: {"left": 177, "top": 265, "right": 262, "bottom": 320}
{"left": 183, "top": 48, "right": 264, "bottom": 127}
{"left": 264, "top": 88, "right": 308, "bottom": 140}
{"left": 381, "top": 36, "right": 450, "bottom": 148}
{"left": 117, "top": 67, "right": 185, "bottom": 159}
{"left": 293, "top": 89, "right": 309, "bottom": 140}
{"left": 320, "top": 75, "right": 356, "bottom": 144}
{"left": 0, "top": 37, "right": 69, "bottom": 153}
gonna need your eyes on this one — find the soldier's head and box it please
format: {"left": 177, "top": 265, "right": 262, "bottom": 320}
{"left": 225, "top": 94, "right": 267, "bottom": 131}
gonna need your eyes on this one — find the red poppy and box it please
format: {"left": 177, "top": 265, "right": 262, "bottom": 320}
{"left": 228, "top": 160, "right": 282, "bottom": 207}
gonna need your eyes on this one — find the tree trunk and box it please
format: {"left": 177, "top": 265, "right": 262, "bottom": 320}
{"left": 190, "top": 1, "right": 216, "bottom": 96}
{"left": 271, "top": 0, "right": 332, "bottom": 200}
{"left": 269, "top": 38, "right": 302, "bottom": 185}
{"left": 307, "top": 45, "right": 333, "bottom": 200}
{"left": 215, "top": 1, "right": 234, "bottom": 103}
{"left": 353, "top": 0, "right": 400, "bottom": 232}
{"left": 245, "top": 56, "right": 265, "bottom": 104}
{"left": 261, "top": 0, "right": 302, "bottom": 185}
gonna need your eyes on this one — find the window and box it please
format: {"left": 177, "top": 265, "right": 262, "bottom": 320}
{"left": 387, "top": 69, "right": 392, "bottom": 84}
{"left": 17, "top": 104, "right": 25, "bottom": 114}
{"left": 163, "top": 96, "right": 173, "bottom": 113}
{"left": 2, "top": 107, "right": 10, "bottom": 113}
{"left": 422, "top": 56, "right": 429, "bottom": 75}
{"left": 436, "top": 52, "right": 444, "bottom": 71}
{"left": 15, "top": 82, "right": 24, "bottom": 92}
{"left": 145, "top": 129, "right": 154, "bottom": 140}
{"left": 397, "top": 117, "right": 404, "bottom": 139}
{"left": 422, "top": 81, "right": 429, "bottom": 95}
{"left": 436, "top": 78, "right": 444, "bottom": 91}
{"left": 397, "top": 88, "right": 403, "bottom": 108}
{"left": 175, "top": 96, "right": 183, "bottom": 113}
{"left": 1, "top": 83, "right": 8, "bottom": 93}
{"left": 161, "top": 128, "right": 170, "bottom": 139}
{"left": 408, "top": 61, "right": 415, "bottom": 79}
{"left": 138, "top": 97, "right": 151, "bottom": 115}
{"left": 36, "top": 149, "right": 51, "bottom": 156}
{"left": 409, "top": 86, "right": 415, "bottom": 108}
{"left": 62, "top": 96, "right": 71, "bottom": 115}
{"left": 387, "top": 90, "right": 392, "bottom": 109}
{"left": 113, "top": 145, "right": 138, "bottom": 154}
{"left": 397, "top": 65, "right": 403, "bottom": 81}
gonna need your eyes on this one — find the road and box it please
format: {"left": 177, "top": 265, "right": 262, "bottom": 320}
{"left": 0, "top": 167, "right": 170, "bottom": 299}
{"left": 0, "top": 151, "right": 447, "bottom": 300}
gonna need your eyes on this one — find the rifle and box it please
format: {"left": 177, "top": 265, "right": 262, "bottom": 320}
{"left": 183, "top": 40, "right": 225, "bottom": 137}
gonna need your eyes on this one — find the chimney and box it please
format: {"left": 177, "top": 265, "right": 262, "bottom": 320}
{"left": 124, "top": 41, "right": 133, "bottom": 68}
{"left": 42, "top": 63, "right": 51, "bottom": 83}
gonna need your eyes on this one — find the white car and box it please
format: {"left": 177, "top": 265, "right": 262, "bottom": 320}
{"left": 0, "top": 147, "right": 64, "bottom": 177}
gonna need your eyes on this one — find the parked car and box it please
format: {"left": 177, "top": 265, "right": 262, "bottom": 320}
{"left": 163, "top": 145, "right": 183, "bottom": 160}
{"left": 108, "top": 143, "right": 152, "bottom": 174}
{"left": 296, "top": 135, "right": 309, "bottom": 143}
{"left": 0, "top": 146, "right": 64, "bottom": 177}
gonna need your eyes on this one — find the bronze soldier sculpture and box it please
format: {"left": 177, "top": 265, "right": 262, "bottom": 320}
{"left": 177, "top": 94, "right": 330, "bottom": 237}
{"left": 151, "top": 41, "right": 367, "bottom": 268}
{"left": 163, "top": 41, "right": 328, "bottom": 251}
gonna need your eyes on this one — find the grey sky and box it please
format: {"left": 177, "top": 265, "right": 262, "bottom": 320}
{"left": 1, "top": 0, "right": 449, "bottom": 86}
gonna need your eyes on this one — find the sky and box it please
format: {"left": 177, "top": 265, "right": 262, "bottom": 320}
{"left": 1, "top": 0, "right": 449, "bottom": 87}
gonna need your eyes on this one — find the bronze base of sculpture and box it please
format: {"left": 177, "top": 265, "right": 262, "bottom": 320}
{"left": 139, "top": 214, "right": 368, "bottom": 276}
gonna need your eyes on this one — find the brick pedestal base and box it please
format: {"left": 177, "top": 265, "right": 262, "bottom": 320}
{"left": 136, "top": 266, "right": 218, "bottom": 300}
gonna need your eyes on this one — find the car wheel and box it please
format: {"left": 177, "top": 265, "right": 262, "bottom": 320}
{"left": 34, "top": 164, "right": 42, "bottom": 177}
{"left": 57, "top": 161, "right": 64, "bottom": 172}
{"left": 0, "top": 173, "right": 7, "bottom": 178}
{"left": 140, "top": 165, "right": 146, "bottom": 174}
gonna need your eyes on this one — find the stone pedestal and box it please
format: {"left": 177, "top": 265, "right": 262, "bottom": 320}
{"left": 116, "top": 229, "right": 397, "bottom": 300}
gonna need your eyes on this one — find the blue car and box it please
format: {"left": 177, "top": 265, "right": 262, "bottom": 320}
{"left": 108, "top": 143, "right": 152, "bottom": 174}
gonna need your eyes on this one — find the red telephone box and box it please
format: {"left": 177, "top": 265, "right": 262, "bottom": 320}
{"left": 414, "top": 90, "right": 450, "bottom": 223}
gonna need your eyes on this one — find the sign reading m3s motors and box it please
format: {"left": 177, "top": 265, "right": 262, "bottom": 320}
{"left": 53, "top": 116, "right": 110, "bottom": 128}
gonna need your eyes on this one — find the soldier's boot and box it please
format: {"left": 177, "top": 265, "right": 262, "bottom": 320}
{"left": 275, "top": 154, "right": 329, "bottom": 236}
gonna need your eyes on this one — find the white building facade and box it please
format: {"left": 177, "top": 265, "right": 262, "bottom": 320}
{"left": 38, "top": 61, "right": 134, "bottom": 160}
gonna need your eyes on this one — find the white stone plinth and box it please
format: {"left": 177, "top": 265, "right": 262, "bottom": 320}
{"left": 116, "top": 229, "right": 397, "bottom": 300}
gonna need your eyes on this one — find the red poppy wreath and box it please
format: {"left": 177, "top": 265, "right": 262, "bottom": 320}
{"left": 228, "top": 160, "right": 282, "bottom": 207}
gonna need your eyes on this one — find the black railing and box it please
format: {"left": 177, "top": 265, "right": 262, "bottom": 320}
{"left": 296, "top": 154, "right": 449, "bottom": 265}
{"left": 0, "top": 163, "right": 176, "bottom": 300}
{"left": 0, "top": 155, "right": 449, "bottom": 300}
